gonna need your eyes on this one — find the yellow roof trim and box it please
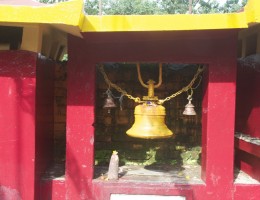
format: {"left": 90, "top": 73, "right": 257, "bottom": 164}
{"left": 81, "top": 0, "right": 260, "bottom": 32}
{"left": 82, "top": 13, "right": 247, "bottom": 32}
{"left": 244, "top": 0, "right": 260, "bottom": 24}
{"left": 0, "top": 0, "right": 260, "bottom": 34}
{"left": 0, "top": 0, "right": 84, "bottom": 26}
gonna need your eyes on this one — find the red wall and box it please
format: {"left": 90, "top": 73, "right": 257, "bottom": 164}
{"left": 0, "top": 51, "right": 37, "bottom": 200}
{"left": 235, "top": 63, "right": 260, "bottom": 181}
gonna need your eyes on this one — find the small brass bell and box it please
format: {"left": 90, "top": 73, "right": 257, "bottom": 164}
{"left": 103, "top": 88, "right": 117, "bottom": 110}
{"left": 126, "top": 103, "right": 173, "bottom": 139}
{"left": 183, "top": 97, "right": 196, "bottom": 116}
{"left": 103, "top": 95, "right": 117, "bottom": 109}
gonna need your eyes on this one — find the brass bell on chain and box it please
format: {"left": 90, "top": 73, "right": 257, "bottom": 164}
{"left": 98, "top": 63, "right": 204, "bottom": 139}
{"left": 126, "top": 102, "right": 173, "bottom": 139}
{"left": 183, "top": 94, "right": 196, "bottom": 115}
{"left": 126, "top": 63, "right": 173, "bottom": 139}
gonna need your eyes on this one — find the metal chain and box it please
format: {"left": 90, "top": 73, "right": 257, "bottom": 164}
{"left": 158, "top": 66, "right": 205, "bottom": 104}
{"left": 98, "top": 64, "right": 204, "bottom": 105}
{"left": 98, "top": 64, "right": 142, "bottom": 103}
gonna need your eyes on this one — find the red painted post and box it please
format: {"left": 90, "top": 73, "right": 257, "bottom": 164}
{"left": 65, "top": 36, "right": 96, "bottom": 199}
{"left": 0, "top": 51, "right": 37, "bottom": 200}
{"left": 201, "top": 60, "right": 237, "bottom": 199}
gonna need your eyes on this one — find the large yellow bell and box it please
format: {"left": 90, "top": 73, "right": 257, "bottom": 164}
{"left": 126, "top": 103, "right": 174, "bottom": 139}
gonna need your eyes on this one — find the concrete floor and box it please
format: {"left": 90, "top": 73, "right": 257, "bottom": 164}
{"left": 42, "top": 162, "right": 260, "bottom": 184}
{"left": 94, "top": 164, "right": 260, "bottom": 184}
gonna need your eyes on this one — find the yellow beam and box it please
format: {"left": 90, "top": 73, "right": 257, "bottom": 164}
{"left": 81, "top": 0, "right": 260, "bottom": 32}
{"left": 82, "top": 13, "right": 247, "bottom": 32}
{"left": 0, "top": 0, "right": 259, "bottom": 34}
{"left": 244, "top": 0, "right": 260, "bottom": 24}
{"left": 0, "top": 0, "right": 84, "bottom": 26}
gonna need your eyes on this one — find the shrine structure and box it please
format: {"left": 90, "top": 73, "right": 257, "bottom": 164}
{"left": 0, "top": 0, "right": 260, "bottom": 199}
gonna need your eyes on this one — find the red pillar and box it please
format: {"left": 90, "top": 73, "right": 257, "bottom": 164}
{"left": 201, "top": 60, "right": 237, "bottom": 199}
{"left": 65, "top": 37, "right": 96, "bottom": 199}
{"left": 0, "top": 51, "right": 36, "bottom": 200}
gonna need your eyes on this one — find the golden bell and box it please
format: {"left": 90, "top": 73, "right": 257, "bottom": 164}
{"left": 183, "top": 100, "right": 196, "bottom": 115}
{"left": 126, "top": 103, "right": 174, "bottom": 139}
{"left": 103, "top": 95, "right": 117, "bottom": 108}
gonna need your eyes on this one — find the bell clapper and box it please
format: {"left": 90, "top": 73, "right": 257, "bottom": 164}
{"left": 107, "top": 150, "right": 119, "bottom": 180}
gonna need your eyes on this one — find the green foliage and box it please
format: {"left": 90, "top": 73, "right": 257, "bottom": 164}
{"left": 193, "top": 0, "right": 221, "bottom": 14}
{"left": 85, "top": 0, "right": 163, "bottom": 15}
{"left": 85, "top": 0, "right": 100, "bottom": 15}
{"left": 61, "top": 54, "right": 68, "bottom": 62}
{"left": 84, "top": 0, "right": 247, "bottom": 15}
{"left": 158, "top": 0, "right": 190, "bottom": 14}
{"left": 220, "top": 0, "right": 247, "bottom": 13}
{"left": 38, "top": 0, "right": 68, "bottom": 3}
{"left": 37, "top": 0, "right": 248, "bottom": 15}
{"left": 106, "top": 0, "right": 160, "bottom": 15}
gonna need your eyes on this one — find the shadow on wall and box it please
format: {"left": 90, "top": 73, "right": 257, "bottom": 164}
{"left": 0, "top": 51, "right": 56, "bottom": 200}
{"left": 0, "top": 51, "right": 36, "bottom": 200}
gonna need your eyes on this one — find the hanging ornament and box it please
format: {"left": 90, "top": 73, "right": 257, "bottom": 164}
{"left": 126, "top": 63, "right": 173, "bottom": 139}
{"left": 183, "top": 89, "right": 196, "bottom": 115}
{"left": 126, "top": 101, "right": 173, "bottom": 139}
{"left": 103, "top": 88, "right": 116, "bottom": 113}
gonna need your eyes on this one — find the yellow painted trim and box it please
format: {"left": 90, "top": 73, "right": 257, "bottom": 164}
{"left": 0, "top": 0, "right": 260, "bottom": 34}
{"left": 82, "top": 13, "right": 247, "bottom": 32}
{"left": 0, "top": 0, "right": 84, "bottom": 26}
{"left": 244, "top": 0, "right": 260, "bottom": 24}
{"left": 81, "top": 0, "right": 260, "bottom": 32}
